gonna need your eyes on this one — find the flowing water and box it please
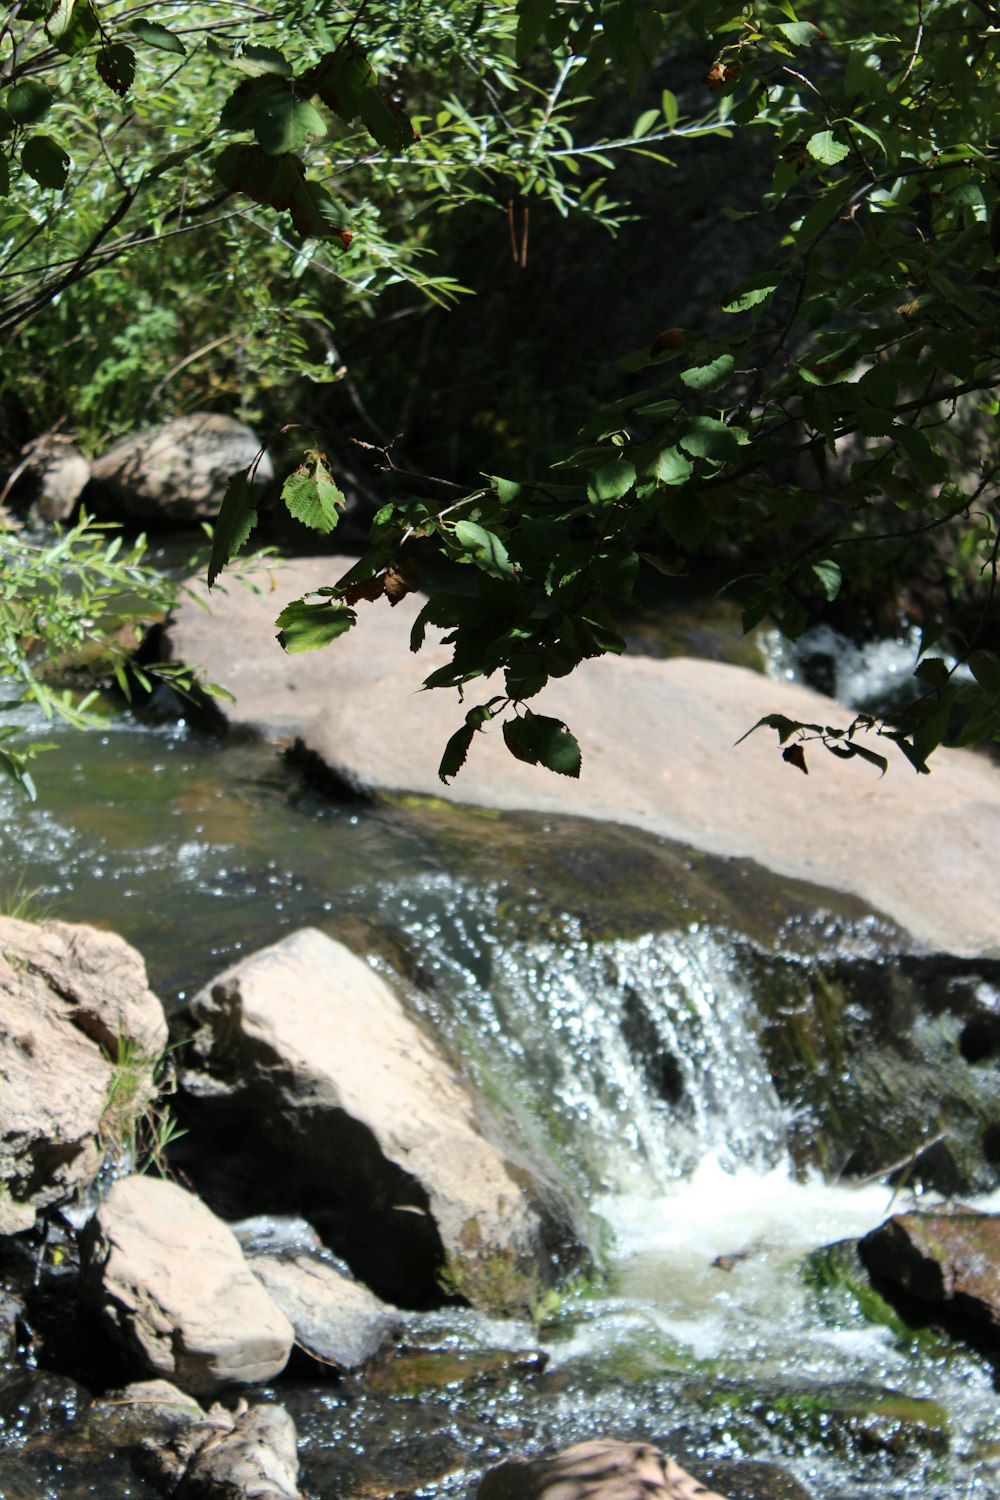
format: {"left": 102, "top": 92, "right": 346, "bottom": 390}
{"left": 2, "top": 714, "right": 998, "bottom": 1499}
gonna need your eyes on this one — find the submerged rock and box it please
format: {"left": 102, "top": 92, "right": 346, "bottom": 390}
{"left": 81, "top": 1176, "right": 294, "bottom": 1394}
{"left": 90, "top": 412, "right": 272, "bottom": 525}
{"left": 181, "top": 928, "right": 580, "bottom": 1311}
{"left": 174, "top": 1401, "right": 301, "bottom": 1500}
{"left": 859, "top": 1207, "right": 1000, "bottom": 1350}
{"left": 477, "top": 1439, "right": 729, "bottom": 1500}
{"left": 0, "top": 916, "right": 167, "bottom": 1227}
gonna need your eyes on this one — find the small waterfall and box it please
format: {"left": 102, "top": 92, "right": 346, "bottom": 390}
{"left": 375, "top": 876, "right": 789, "bottom": 1195}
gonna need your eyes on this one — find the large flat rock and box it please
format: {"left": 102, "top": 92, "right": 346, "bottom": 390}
{"left": 167, "top": 558, "right": 1000, "bottom": 956}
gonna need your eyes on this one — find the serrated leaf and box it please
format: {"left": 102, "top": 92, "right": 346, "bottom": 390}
{"left": 96, "top": 43, "right": 136, "bottom": 97}
{"left": 914, "top": 655, "right": 950, "bottom": 688}
{"left": 776, "top": 20, "right": 819, "bottom": 44}
{"left": 439, "top": 722, "right": 477, "bottom": 783}
{"left": 358, "top": 90, "right": 417, "bottom": 150}
{"left": 131, "top": 19, "right": 186, "bottom": 54}
{"left": 254, "top": 89, "right": 327, "bottom": 155}
{"left": 652, "top": 446, "right": 693, "bottom": 485}
{"left": 48, "top": 0, "right": 96, "bottom": 54}
{"left": 309, "top": 45, "right": 377, "bottom": 119}
{"left": 452, "top": 520, "right": 514, "bottom": 576}
{"left": 207, "top": 470, "right": 258, "bottom": 587}
{"left": 502, "top": 710, "right": 582, "bottom": 778}
{"left": 680, "top": 353, "right": 735, "bottom": 391}
{"left": 214, "top": 144, "right": 351, "bottom": 243}
{"left": 812, "top": 559, "right": 842, "bottom": 601}
{"left": 721, "top": 281, "right": 777, "bottom": 314}
{"left": 0, "top": 155, "right": 8, "bottom": 198}
{"left": 20, "top": 134, "right": 70, "bottom": 188}
{"left": 228, "top": 44, "right": 292, "bottom": 77}
{"left": 276, "top": 598, "right": 356, "bottom": 652}
{"left": 968, "top": 650, "right": 1000, "bottom": 694}
{"left": 6, "top": 80, "right": 52, "bottom": 125}
{"left": 587, "top": 459, "right": 636, "bottom": 504}
{"left": 678, "top": 416, "right": 749, "bottom": 461}
{"left": 281, "top": 456, "right": 344, "bottom": 533}
{"left": 45, "top": 0, "right": 77, "bottom": 39}
{"left": 806, "top": 130, "right": 850, "bottom": 165}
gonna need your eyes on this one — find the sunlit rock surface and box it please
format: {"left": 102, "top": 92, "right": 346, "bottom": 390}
{"left": 477, "top": 1439, "right": 730, "bottom": 1500}
{"left": 166, "top": 557, "right": 1000, "bottom": 956}
{"left": 81, "top": 1176, "right": 294, "bottom": 1395}
{"left": 183, "top": 927, "right": 582, "bottom": 1309}
{"left": 0, "top": 916, "right": 166, "bottom": 1229}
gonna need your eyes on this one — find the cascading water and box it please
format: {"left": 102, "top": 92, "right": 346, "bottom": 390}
{"left": 376, "top": 877, "right": 789, "bottom": 1193}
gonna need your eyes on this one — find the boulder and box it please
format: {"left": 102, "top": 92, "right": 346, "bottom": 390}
{"left": 164, "top": 557, "right": 1000, "bottom": 957}
{"left": 859, "top": 1208, "right": 1000, "bottom": 1346}
{"left": 247, "top": 1251, "right": 400, "bottom": 1369}
{"left": 176, "top": 1400, "right": 301, "bottom": 1500}
{"left": 476, "top": 1440, "right": 729, "bottom": 1500}
{"left": 183, "top": 927, "right": 579, "bottom": 1310}
{"left": 81, "top": 1176, "right": 294, "bottom": 1394}
{"left": 89, "top": 413, "right": 273, "bottom": 525}
{"left": 0, "top": 916, "right": 167, "bottom": 1227}
{"left": 16, "top": 432, "right": 90, "bottom": 520}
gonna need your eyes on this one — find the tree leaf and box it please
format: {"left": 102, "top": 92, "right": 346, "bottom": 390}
{"left": 652, "top": 446, "right": 693, "bottom": 485}
{"left": 130, "top": 19, "right": 186, "bottom": 54}
{"left": 438, "top": 722, "right": 477, "bottom": 783}
{"left": 678, "top": 416, "right": 749, "bottom": 461}
{"left": 20, "top": 134, "right": 70, "bottom": 188}
{"left": 358, "top": 90, "right": 417, "bottom": 150}
{"left": 276, "top": 598, "right": 356, "bottom": 652}
{"left": 587, "top": 459, "right": 636, "bottom": 503}
{"left": 680, "top": 353, "right": 735, "bottom": 391}
{"left": 281, "top": 455, "right": 344, "bottom": 532}
{"left": 502, "top": 710, "right": 582, "bottom": 777}
{"left": 96, "top": 43, "right": 136, "bottom": 97}
{"left": 254, "top": 89, "right": 327, "bottom": 155}
{"left": 782, "top": 742, "right": 808, "bottom": 773}
{"left": 453, "top": 520, "right": 514, "bottom": 576}
{"left": 0, "top": 155, "right": 8, "bottom": 199}
{"left": 812, "top": 559, "right": 841, "bottom": 600}
{"left": 5, "top": 80, "right": 52, "bottom": 125}
{"left": 806, "top": 130, "right": 850, "bottom": 165}
{"left": 207, "top": 469, "right": 258, "bottom": 587}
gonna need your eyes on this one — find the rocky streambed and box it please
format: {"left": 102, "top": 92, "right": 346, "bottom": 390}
{"left": 2, "top": 560, "right": 1000, "bottom": 1498}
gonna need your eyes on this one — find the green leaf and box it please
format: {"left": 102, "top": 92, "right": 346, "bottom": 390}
{"left": 721, "top": 280, "right": 778, "bottom": 314}
{"left": 517, "top": 0, "right": 552, "bottom": 62}
{"left": 680, "top": 353, "right": 735, "bottom": 392}
{"left": 968, "top": 650, "right": 1000, "bottom": 694}
{"left": 254, "top": 89, "right": 327, "bottom": 155}
{"left": 47, "top": 0, "right": 96, "bottom": 54}
{"left": 96, "top": 42, "right": 136, "bottom": 96}
{"left": 225, "top": 43, "right": 292, "bottom": 77}
{"left": 812, "top": 559, "right": 842, "bottom": 601}
{"left": 281, "top": 456, "right": 344, "bottom": 533}
{"left": 452, "top": 520, "right": 514, "bottom": 576}
{"left": 806, "top": 130, "right": 850, "bottom": 166}
{"left": 678, "top": 416, "right": 750, "bottom": 461}
{"left": 502, "top": 710, "right": 582, "bottom": 777}
{"left": 44, "top": 0, "right": 77, "bottom": 40}
{"left": 0, "top": 154, "right": 8, "bottom": 198}
{"left": 214, "top": 144, "right": 351, "bottom": 242}
{"left": 587, "top": 459, "right": 636, "bottom": 503}
{"left": 661, "top": 88, "right": 679, "bottom": 127}
{"left": 20, "top": 134, "right": 70, "bottom": 188}
{"left": 652, "top": 446, "right": 693, "bottom": 485}
{"left": 914, "top": 655, "right": 950, "bottom": 688}
{"left": 276, "top": 598, "right": 356, "bottom": 653}
{"left": 776, "top": 20, "right": 819, "bottom": 44}
{"left": 5, "top": 80, "right": 52, "bottom": 125}
{"left": 207, "top": 470, "right": 258, "bottom": 587}
{"left": 130, "top": 20, "right": 186, "bottom": 54}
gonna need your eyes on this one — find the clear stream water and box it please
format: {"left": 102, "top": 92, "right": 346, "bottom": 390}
{"left": 1, "top": 711, "right": 998, "bottom": 1499}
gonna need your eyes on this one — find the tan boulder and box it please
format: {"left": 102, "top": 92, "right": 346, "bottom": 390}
{"left": 90, "top": 413, "right": 273, "bottom": 525}
{"left": 0, "top": 917, "right": 167, "bottom": 1227}
{"left": 165, "top": 557, "right": 1000, "bottom": 956}
{"left": 477, "top": 1440, "right": 729, "bottom": 1500}
{"left": 247, "top": 1251, "right": 400, "bottom": 1369}
{"left": 186, "top": 928, "right": 577, "bottom": 1310}
{"left": 81, "top": 1176, "right": 294, "bottom": 1394}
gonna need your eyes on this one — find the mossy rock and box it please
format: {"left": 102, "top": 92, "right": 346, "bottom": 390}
{"left": 361, "top": 1345, "right": 547, "bottom": 1398}
{"left": 802, "top": 1239, "right": 952, "bottom": 1352}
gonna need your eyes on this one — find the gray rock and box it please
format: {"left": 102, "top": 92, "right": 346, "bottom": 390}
{"left": 859, "top": 1208, "right": 1000, "bottom": 1345}
{"left": 164, "top": 556, "right": 1000, "bottom": 957}
{"left": 90, "top": 413, "right": 273, "bottom": 525}
{"left": 0, "top": 916, "right": 167, "bottom": 1228}
{"left": 81, "top": 1176, "right": 294, "bottom": 1394}
{"left": 186, "top": 928, "right": 575, "bottom": 1311}
{"left": 18, "top": 432, "right": 91, "bottom": 520}
{"left": 176, "top": 1401, "right": 301, "bottom": 1500}
{"left": 247, "top": 1251, "right": 400, "bottom": 1368}
{"left": 477, "top": 1440, "right": 730, "bottom": 1500}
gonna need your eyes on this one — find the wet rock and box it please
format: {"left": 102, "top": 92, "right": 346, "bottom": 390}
{"left": 182, "top": 928, "right": 578, "bottom": 1311}
{"left": 16, "top": 431, "right": 90, "bottom": 520}
{"left": 0, "top": 1289, "right": 21, "bottom": 1361}
{"left": 695, "top": 1459, "right": 812, "bottom": 1500}
{"left": 165, "top": 556, "right": 1000, "bottom": 956}
{"left": 88, "top": 1377, "right": 207, "bottom": 1490}
{"left": 0, "top": 916, "right": 167, "bottom": 1227}
{"left": 90, "top": 412, "right": 273, "bottom": 525}
{"left": 859, "top": 1207, "right": 1000, "bottom": 1349}
{"left": 247, "top": 1251, "right": 400, "bottom": 1369}
{"left": 81, "top": 1175, "right": 294, "bottom": 1394}
{"left": 364, "top": 1344, "right": 547, "bottom": 1397}
{"left": 175, "top": 1400, "right": 301, "bottom": 1500}
{"left": 477, "top": 1440, "right": 729, "bottom": 1500}
{"left": 0, "top": 1366, "right": 89, "bottom": 1443}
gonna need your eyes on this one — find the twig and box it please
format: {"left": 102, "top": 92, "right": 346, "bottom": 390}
{"left": 851, "top": 1130, "right": 947, "bottom": 1187}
